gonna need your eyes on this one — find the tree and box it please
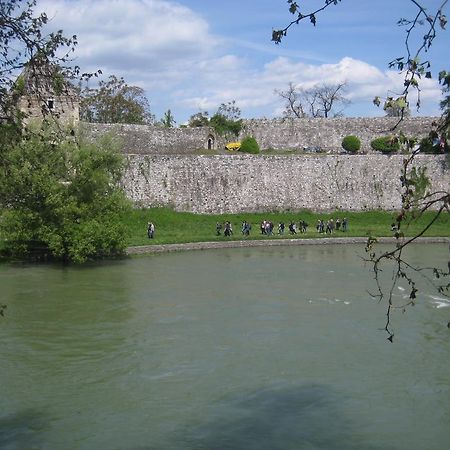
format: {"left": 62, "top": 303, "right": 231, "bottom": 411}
{"left": 383, "top": 98, "right": 411, "bottom": 118}
{"left": 0, "top": 1, "right": 132, "bottom": 265}
{"left": 276, "top": 82, "right": 306, "bottom": 118}
{"left": 273, "top": 0, "right": 450, "bottom": 340}
{"left": 209, "top": 100, "right": 243, "bottom": 137}
{"left": 0, "top": 0, "right": 98, "bottom": 125}
{"left": 217, "top": 100, "right": 241, "bottom": 121}
{"left": 80, "top": 75, "right": 154, "bottom": 124}
{"left": 277, "top": 81, "right": 349, "bottom": 118}
{"left": 160, "top": 109, "right": 176, "bottom": 127}
{"left": 188, "top": 111, "right": 210, "bottom": 127}
{"left": 0, "top": 126, "right": 132, "bottom": 263}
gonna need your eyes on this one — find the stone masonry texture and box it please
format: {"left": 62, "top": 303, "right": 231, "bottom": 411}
{"left": 122, "top": 154, "right": 449, "bottom": 213}
{"left": 82, "top": 117, "right": 449, "bottom": 214}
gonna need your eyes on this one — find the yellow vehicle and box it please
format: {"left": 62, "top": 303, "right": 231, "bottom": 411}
{"left": 225, "top": 142, "right": 241, "bottom": 151}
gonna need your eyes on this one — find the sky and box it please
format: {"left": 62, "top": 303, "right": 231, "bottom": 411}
{"left": 36, "top": 0, "right": 449, "bottom": 124}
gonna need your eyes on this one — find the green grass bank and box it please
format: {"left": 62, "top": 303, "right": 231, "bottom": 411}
{"left": 124, "top": 208, "right": 450, "bottom": 247}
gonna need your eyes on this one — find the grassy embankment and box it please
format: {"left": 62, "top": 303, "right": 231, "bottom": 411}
{"left": 124, "top": 207, "right": 450, "bottom": 247}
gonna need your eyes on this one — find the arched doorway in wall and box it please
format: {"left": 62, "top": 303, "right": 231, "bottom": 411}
{"left": 206, "top": 134, "right": 215, "bottom": 150}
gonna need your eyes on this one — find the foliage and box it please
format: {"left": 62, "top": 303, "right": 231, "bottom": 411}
{"left": 217, "top": 100, "right": 241, "bottom": 121}
{"left": 160, "top": 109, "right": 176, "bottom": 128}
{"left": 277, "top": 82, "right": 349, "bottom": 118}
{"left": 0, "top": 0, "right": 98, "bottom": 124}
{"left": 0, "top": 126, "right": 132, "bottom": 263}
{"left": 239, "top": 136, "right": 260, "bottom": 154}
{"left": 188, "top": 111, "right": 209, "bottom": 127}
{"left": 418, "top": 136, "right": 447, "bottom": 154}
{"left": 80, "top": 75, "right": 153, "bottom": 125}
{"left": 365, "top": 149, "right": 449, "bottom": 341}
{"left": 341, "top": 135, "right": 361, "bottom": 153}
{"left": 383, "top": 98, "right": 411, "bottom": 118}
{"left": 370, "top": 136, "right": 400, "bottom": 154}
{"left": 210, "top": 113, "right": 242, "bottom": 137}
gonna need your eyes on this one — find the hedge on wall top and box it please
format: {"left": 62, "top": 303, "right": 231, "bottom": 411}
{"left": 370, "top": 136, "right": 400, "bottom": 154}
{"left": 341, "top": 135, "right": 361, "bottom": 153}
{"left": 239, "top": 136, "right": 260, "bottom": 154}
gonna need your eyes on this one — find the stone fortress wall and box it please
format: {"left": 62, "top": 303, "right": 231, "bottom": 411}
{"left": 123, "top": 154, "right": 449, "bottom": 213}
{"left": 85, "top": 116, "right": 437, "bottom": 154}
{"left": 84, "top": 117, "right": 449, "bottom": 214}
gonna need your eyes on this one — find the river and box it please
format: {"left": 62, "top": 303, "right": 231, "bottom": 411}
{"left": 1, "top": 243, "right": 449, "bottom": 449}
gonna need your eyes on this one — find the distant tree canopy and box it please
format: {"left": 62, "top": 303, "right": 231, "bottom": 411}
{"left": 188, "top": 111, "right": 209, "bottom": 127}
{"left": 186, "top": 101, "right": 243, "bottom": 136}
{"left": 80, "top": 75, "right": 154, "bottom": 125}
{"left": 277, "top": 82, "right": 349, "bottom": 118}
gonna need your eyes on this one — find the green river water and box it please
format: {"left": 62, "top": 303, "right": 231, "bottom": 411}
{"left": 1, "top": 243, "right": 449, "bottom": 450}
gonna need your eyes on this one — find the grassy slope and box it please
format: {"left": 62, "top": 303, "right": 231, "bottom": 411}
{"left": 124, "top": 207, "right": 450, "bottom": 247}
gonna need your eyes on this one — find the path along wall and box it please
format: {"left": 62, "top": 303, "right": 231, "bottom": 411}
{"left": 123, "top": 154, "right": 450, "bottom": 213}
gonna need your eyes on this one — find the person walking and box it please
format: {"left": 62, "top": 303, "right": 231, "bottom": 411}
{"left": 147, "top": 222, "right": 155, "bottom": 239}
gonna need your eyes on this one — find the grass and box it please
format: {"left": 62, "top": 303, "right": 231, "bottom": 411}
{"left": 124, "top": 207, "right": 450, "bottom": 247}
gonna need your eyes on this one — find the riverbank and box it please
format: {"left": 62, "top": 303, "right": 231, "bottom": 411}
{"left": 124, "top": 208, "right": 450, "bottom": 248}
{"left": 126, "top": 236, "right": 450, "bottom": 255}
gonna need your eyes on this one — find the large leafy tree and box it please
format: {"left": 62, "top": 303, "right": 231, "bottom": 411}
{"left": 0, "top": 128, "right": 131, "bottom": 263}
{"left": 80, "top": 75, "right": 154, "bottom": 124}
{"left": 0, "top": 1, "right": 132, "bottom": 264}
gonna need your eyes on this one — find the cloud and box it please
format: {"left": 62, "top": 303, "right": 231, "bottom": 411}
{"left": 176, "top": 55, "right": 443, "bottom": 118}
{"left": 35, "top": 0, "right": 443, "bottom": 120}
{"left": 38, "top": 0, "right": 220, "bottom": 75}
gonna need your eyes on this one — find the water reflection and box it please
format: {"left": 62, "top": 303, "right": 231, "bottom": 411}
{"left": 175, "top": 384, "right": 394, "bottom": 450}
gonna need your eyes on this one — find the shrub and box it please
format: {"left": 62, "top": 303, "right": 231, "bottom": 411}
{"left": 341, "top": 135, "right": 361, "bottom": 153}
{"left": 370, "top": 136, "right": 400, "bottom": 154}
{"left": 239, "top": 136, "right": 260, "bottom": 154}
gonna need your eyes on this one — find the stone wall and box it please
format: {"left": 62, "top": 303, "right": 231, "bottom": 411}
{"left": 123, "top": 154, "right": 449, "bottom": 213}
{"left": 83, "top": 123, "right": 217, "bottom": 154}
{"left": 84, "top": 117, "right": 438, "bottom": 155}
{"left": 240, "top": 117, "right": 437, "bottom": 153}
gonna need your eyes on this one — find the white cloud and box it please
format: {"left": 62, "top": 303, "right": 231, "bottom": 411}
{"left": 38, "top": 0, "right": 220, "bottom": 75}
{"left": 35, "top": 0, "right": 444, "bottom": 120}
{"left": 176, "top": 55, "right": 442, "bottom": 118}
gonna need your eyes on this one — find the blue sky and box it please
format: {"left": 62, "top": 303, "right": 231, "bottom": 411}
{"left": 37, "top": 0, "right": 449, "bottom": 123}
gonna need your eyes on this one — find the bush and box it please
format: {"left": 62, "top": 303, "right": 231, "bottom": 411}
{"left": 370, "top": 136, "right": 400, "bottom": 154}
{"left": 341, "top": 135, "right": 361, "bottom": 153}
{"left": 239, "top": 136, "right": 260, "bottom": 154}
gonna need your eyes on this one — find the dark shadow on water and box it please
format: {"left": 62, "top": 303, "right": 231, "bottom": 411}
{"left": 0, "top": 409, "right": 46, "bottom": 450}
{"left": 142, "top": 384, "right": 395, "bottom": 450}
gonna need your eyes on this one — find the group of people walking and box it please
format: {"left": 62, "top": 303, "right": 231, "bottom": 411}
{"left": 216, "top": 217, "right": 349, "bottom": 237}
{"left": 316, "top": 217, "right": 348, "bottom": 233}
